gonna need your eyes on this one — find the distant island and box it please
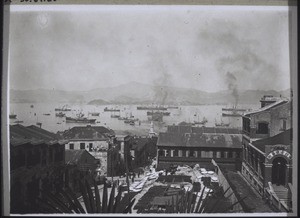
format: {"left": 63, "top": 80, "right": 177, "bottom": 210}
{"left": 87, "top": 99, "right": 110, "bottom": 105}
{"left": 10, "top": 82, "right": 291, "bottom": 105}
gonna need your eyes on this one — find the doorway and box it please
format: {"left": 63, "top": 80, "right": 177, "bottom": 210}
{"left": 271, "top": 157, "right": 287, "bottom": 186}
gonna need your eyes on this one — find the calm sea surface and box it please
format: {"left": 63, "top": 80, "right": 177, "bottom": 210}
{"left": 9, "top": 103, "right": 260, "bottom": 136}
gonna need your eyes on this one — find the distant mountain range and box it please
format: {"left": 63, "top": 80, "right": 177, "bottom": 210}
{"left": 10, "top": 81, "right": 291, "bottom": 105}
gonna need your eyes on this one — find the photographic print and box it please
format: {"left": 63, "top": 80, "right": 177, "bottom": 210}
{"left": 2, "top": 0, "right": 297, "bottom": 216}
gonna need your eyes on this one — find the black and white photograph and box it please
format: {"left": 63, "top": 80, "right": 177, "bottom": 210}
{"left": 1, "top": 0, "right": 298, "bottom": 216}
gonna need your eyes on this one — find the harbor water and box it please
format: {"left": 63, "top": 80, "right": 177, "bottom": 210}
{"left": 9, "top": 103, "right": 260, "bottom": 135}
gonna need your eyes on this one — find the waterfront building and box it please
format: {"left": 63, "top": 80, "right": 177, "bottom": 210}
{"left": 156, "top": 126, "right": 243, "bottom": 171}
{"left": 241, "top": 98, "right": 292, "bottom": 211}
{"left": 10, "top": 124, "right": 67, "bottom": 213}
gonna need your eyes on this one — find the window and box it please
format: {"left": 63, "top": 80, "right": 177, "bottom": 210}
{"left": 189, "top": 150, "right": 195, "bottom": 157}
{"left": 80, "top": 143, "right": 85, "bottom": 149}
{"left": 228, "top": 152, "right": 233, "bottom": 158}
{"left": 69, "top": 143, "right": 74, "bottom": 150}
{"left": 89, "top": 143, "right": 93, "bottom": 152}
{"left": 243, "top": 118, "right": 250, "bottom": 133}
{"left": 281, "top": 119, "right": 287, "bottom": 130}
{"left": 256, "top": 122, "right": 269, "bottom": 134}
{"left": 216, "top": 151, "right": 221, "bottom": 158}
{"left": 159, "top": 149, "right": 164, "bottom": 157}
{"left": 166, "top": 150, "right": 170, "bottom": 157}
{"left": 178, "top": 150, "right": 182, "bottom": 157}
{"left": 173, "top": 150, "right": 178, "bottom": 157}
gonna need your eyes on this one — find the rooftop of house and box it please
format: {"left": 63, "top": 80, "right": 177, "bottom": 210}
{"left": 65, "top": 149, "right": 95, "bottom": 165}
{"left": 244, "top": 100, "right": 289, "bottom": 117}
{"left": 62, "top": 125, "right": 114, "bottom": 140}
{"left": 10, "top": 124, "right": 64, "bottom": 147}
{"left": 251, "top": 128, "right": 292, "bottom": 152}
{"left": 157, "top": 132, "right": 242, "bottom": 148}
{"left": 115, "top": 134, "right": 133, "bottom": 141}
{"left": 167, "top": 125, "right": 242, "bottom": 134}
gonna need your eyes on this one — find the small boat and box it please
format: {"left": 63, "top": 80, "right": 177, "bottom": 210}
{"left": 118, "top": 117, "right": 128, "bottom": 120}
{"left": 104, "top": 107, "right": 120, "bottom": 112}
{"left": 194, "top": 117, "right": 208, "bottom": 125}
{"left": 43, "top": 113, "right": 51, "bottom": 116}
{"left": 89, "top": 112, "right": 100, "bottom": 116}
{"left": 14, "top": 120, "right": 23, "bottom": 124}
{"left": 167, "top": 106, "right": 179, "bottom": 109}
{"left": 55, "top": 104, "right": 71, "bottom": 111}
{"left": 111, "top": 114, "right": 120, "bottom": 118}
{"left": 9, "top": 114, "right": 17, "bottom": 119}
{"left": 215, "top": 122, "right": 230, "bottom": 127}
{"left": 30, "top": 105, "right": 34, "bottom": 108}
{"left": 57, "top": 122, "right": 61, "bottom": 124}
{"left": 56, "top": 112, "right": 65, "bottom": 117}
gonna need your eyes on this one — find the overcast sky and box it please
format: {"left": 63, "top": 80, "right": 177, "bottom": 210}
{"left": 9, "top": 5, "right": 290, "bottom": 92}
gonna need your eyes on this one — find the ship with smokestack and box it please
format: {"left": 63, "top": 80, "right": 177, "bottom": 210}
{"left": 221, "top": 72, "right": 250, "bottom": 117}
{"left": 221, "top": 106, "right": 250, "bottom": 117}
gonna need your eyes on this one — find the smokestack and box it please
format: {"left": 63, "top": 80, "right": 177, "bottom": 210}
{"left": 225, "top": 72, "right": 239, "bottom": 108}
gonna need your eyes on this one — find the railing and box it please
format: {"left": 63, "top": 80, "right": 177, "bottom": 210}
{"left": 211, "top": 159, "right": 244, "bottom": 212}
{"left": 158, "top": 156, "right": 238, "bottom": 163}
{"left": 265, "top": 182, "right": 291, "bottom": 212}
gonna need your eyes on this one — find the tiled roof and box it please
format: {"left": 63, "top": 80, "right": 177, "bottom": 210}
{"left": 10, "top": 124, "right": 62, "bottom": 147}
{"left": 244, "top": 100, "right": 288, "bottom": 117}
{"left": 62, "top": 125, "right": 114, "bottom": 140}
{"left": 167, "top": 125, "right": 242, "bottom": 134}
{"left": 65, "top": 149, "right": 95, "bottom": 165}
{"left": 157, "top": 132, "right": 242, "bottom": 148}
{"left": 251, "top": 129, "right": 292, "bottom": 152}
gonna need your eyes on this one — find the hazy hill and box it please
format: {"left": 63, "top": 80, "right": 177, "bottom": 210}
{"left": 87, "top": 99, "right": 111, "bottom": 105}
{"left": 10, "top": 82, "right": 291, "bottom": 105}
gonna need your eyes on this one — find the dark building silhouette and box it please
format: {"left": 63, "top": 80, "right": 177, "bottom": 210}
{"left": 10, "top": 124, "right": 67, "bottom": 214}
